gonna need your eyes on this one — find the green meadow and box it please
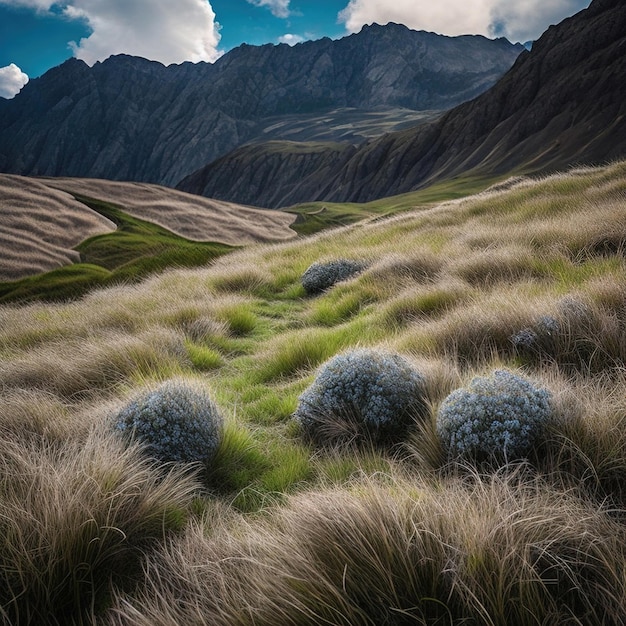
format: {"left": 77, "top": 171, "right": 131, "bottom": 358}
{"left": 2, "top": 160, "right": 626, "bottom": 624}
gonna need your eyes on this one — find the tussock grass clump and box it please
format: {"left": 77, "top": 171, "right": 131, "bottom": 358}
{"left": 0, "top": 328, "right": 187, "bottom": 398}
{"left": 399, "top": 287, "right": 546, "bottom": 365}
{"left": 105, "top": 474, "right": 626, "bottom": 626}
{"left": 436, "top": 369, "right": 552, "bottom": 463}
{"left": 185, "top": 341, "right": 224, "bottom": 371}
{"left": 184, "top": 316, "right": 230, "bottom": 343}
{"left": 449, "top": 243, "right": 543, "bottom": 287}
{"left": 215, "top": 302, "right": 259, "bottom": 336}
{"left": 507, "top": 292, "right": 626, "bottom": 372}
{"left": 529, "top": 370, "right": 626, "bottom": 508}
{"left": 114, "top": 379, "right": 224, "bottom": 465}
{"left": 0, "top": 388, "right": 85, "bottom": 447}
{"left": 294, "top": 349, "right": 428, "bottom": 447}
{"left": 301, "top": 259, "right": 367, "bottom": 295}
{"left": 362, "top": 251, "right": 443, "bottom": 288}
{"left": 0, "top": 428, "right": 198, "bottom": 625}
{"left": 382, "top": 278, "right": 470, "bottom": 327}
{"left": 211, "top": 265, "right": 274, "bottom": 295}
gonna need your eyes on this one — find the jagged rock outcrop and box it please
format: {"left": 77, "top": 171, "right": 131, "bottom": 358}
{"left": 0, "top": 25, "right": 522, "bottom": 186}
{"left": 181, "top": 0, "right": 626, "bottom": 207}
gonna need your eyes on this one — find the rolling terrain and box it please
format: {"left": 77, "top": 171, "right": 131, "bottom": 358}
{"left": 1, "top": 160, "right": 626, "bottom": 623}
{"left": 0, "top": 0, "right": 625, "bottom": 623}
{"left": 0, "top": 175, "right": 296, "bottom": 299}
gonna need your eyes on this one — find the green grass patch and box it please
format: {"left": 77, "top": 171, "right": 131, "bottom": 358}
{"left": 253, "top": 328, "right": 352, "bottom": 383}
{"left": 259, "top": 442, "right": 313, "bottom": 494}
{"left": 0, "top": 263, "right": 114, "bottom": 304}
{"left": 215, "top": 305, "right": 259, "bottom": 336}
{"left": 247, "top": 388, "right": 299, "bottom": 425}
{"left": 185, "top": 341, "right": 224, "bottom": 371}
{"left": 287, "top": 173, "right": 499, "bottom": 235}
{"left": 0, "top": 195, "right": 233, "bottom": 304}
{"left": 309, "top": 283, "right": 378, "bottom": 326}
{"left": 207, "top": 422, "right": 272, "bottom": 499}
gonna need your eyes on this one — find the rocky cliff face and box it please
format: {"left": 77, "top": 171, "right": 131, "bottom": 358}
{"left": 181, "top": 0, "right": 626, "bottom": 207}
{"left": 0, "top": 25, "right": 522, "bottom": 186}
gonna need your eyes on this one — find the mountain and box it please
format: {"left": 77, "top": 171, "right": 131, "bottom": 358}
{"left": 178, "top": 0, "right": 626, "bottom": 207}
{"left": 0, "top": 26, "right": 523, "bottom": 187}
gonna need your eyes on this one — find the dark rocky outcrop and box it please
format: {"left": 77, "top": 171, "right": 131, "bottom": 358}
{"left": 0, "top": 25, "right": 522, "bottom": 186}
{"left": 181, "top": 0, "right": 626, "bottom": 207}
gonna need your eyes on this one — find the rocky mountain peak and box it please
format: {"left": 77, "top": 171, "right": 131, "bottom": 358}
{"left": 0, "top": 24, "right": 522, "bottom": 186}
{"left": 178, "top": 0, "right": 626, "bottom": 208}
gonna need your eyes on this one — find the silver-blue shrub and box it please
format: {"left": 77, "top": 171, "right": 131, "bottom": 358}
{"left": 301, "top": 259, "right": 367, "bottom": 295}
{"left": 436, "top": 369, "right": 551, "bottom": 462}
{"left": 114, "top": 379, "right": 223, "bottom": 464}
{"left": 294, "top": 349, "right": 427, "bottom": 446}
{"left": 510, "top": 315, "right": 559, "bottom": 358}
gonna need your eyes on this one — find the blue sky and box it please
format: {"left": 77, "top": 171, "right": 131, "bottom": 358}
{"left": 0, "top": 0, "right": 590, "bottom": 98}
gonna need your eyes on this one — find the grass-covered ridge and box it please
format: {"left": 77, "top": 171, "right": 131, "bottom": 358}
{"left": 2, "top": 161, "right": 626, "bottom": 623}
{"left": 0, "top": 195, "right": 233, "bottom": 303}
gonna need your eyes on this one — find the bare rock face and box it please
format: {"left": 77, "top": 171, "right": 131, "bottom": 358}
{"left": 0, "top": 25, "right": 522, "bottom": 186}
{"left": 180, "top": 0, "right": 626, "bottom": 207}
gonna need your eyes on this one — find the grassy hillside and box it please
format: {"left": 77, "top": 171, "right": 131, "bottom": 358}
{"left": 0, "top": 196, "right": 233, "bottom": 303}
{"left": 1, "top": 160, "right": 626, "bottom": 624}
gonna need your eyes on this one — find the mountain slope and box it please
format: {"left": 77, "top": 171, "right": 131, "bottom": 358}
{"left": 180, "top": 0, "right": 626, "bottom": 207}
{"left": 0, "top": 26, "right": 522, "bottom": 186}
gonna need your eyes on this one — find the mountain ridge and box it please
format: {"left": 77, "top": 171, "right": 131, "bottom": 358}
{"left": 179, "top": 0, "right": 626, "bottom": 207}
{"left": 0, "top": 25, "right": 523, "bottom": 186}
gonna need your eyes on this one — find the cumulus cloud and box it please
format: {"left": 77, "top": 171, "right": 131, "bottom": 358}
{"left": 0, "top": 0, "right": 222, "bottom": 65}
{"left": 0, "top": 63, "right": 29, "bottom": 99}
{"left": 246, "top": 0, "right": 290, "bottom": 19}
{"left": 338, "top": 0, "right": 590, "bottom": 43}
{"left": 278, "top": 33, "right": 304, "bottom": 45}
{"left": 487, "top": 0, "right": 590, "bottom": 42}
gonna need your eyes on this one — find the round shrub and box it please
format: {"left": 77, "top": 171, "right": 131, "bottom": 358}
{"left": 301, "top": 259, "right": 367, "bottom": 295}
{"left": 510, "top": 315, "right": 559, "bottom": 358}
{"left": 114, "top": 379, "right": 223, "bottom": 464}
{"left": 294, "top": 349, "right": 428, "bottom": 446}
{"left": 436, "top": 369, "right": 551, "bottom": 462}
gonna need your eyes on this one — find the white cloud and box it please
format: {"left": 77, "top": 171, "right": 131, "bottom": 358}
{"left": 69, "top": 0, "right": 221, "bottom": 65}
{"left": 278, "top": 33, "right": 304, "bottom": 45}
{"left": 338, "top": 0, "right": 590, "bottom": 43}
{"left": 0, "top": 0, "right": 222, "bottom": 66}
{"left": 246, "top": 0, "right": 290, "bottom": 19}
{"left": 487, "top": 0, "right": 590, "bottom": 42}
{"left": 0, "top": 63, "right": 29, "bottom": 99}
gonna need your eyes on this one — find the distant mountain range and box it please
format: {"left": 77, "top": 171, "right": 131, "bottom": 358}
{"left": 179, "top": 0, "right": 626, "bottom": 207}
{"left": 0, "top": 25, "right": 523, "bottom": 187}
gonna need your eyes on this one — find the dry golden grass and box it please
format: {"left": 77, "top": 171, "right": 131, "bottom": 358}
{"left": 0, "top": 174, "right": 297, "bottom": 282}
{"left": 105, "top": 472, "right": 626, "bottom": 626}
{"left": 0, "top": 174, "right": 115, "bottom": 280}
{"left": 1, "top": 161, "right": 626, "bottom": 623}
{"left": 43, "top": 177, "right": 297, "bottom": 244}
{"left": 0, "top": 426, "right": 199, "bottom": 625}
